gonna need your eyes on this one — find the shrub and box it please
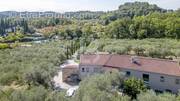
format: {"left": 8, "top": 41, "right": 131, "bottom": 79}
{"left": 123, "top": 77, "right": 147, "bottom": 99}
{"left": 0, "top": 37, "right": 4, "bottom": 42}
{"left": 137, "top": 90, "right": 177, "bottom": 101}
{"left": 0, "top": 72, "right": 19, "bottom": 85}
{"left": 10, "top": 86, "right": 48, "bottom": 101}
{"left": 45, "top": 91, "right": 68, "bottom": 101}
{"left": 137, "top": 90, "right": 158, "bottom": 101}
{"left": 24, "top": 68, "right": 52, "bottom": 88}
{"left": 74, "top": 71, "right": 129, "bottom": 101}
{"left": 0, "top": 43, "right": 9, "bottom": 49}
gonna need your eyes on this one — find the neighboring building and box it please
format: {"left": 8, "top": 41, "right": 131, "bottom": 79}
{"left": 79, "top": 54, "right": 180, "bottom": 93}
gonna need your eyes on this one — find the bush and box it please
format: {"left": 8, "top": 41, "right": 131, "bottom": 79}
{"left": 137, "top": 90, "right": 158, "bottom": 101}
{"left": 123, "top": 77, "right": 147, "bottom": 99}
{"left": 0, "top": 72, "right": 19, "bottom": 85}
{"left": 3, "top": 33, "right": 24, "bottom": 42}
{"left": 0, "top": 87, "right": 14, "bottom": 101}
{"left": 24, "top": 68, "right": 52, "bottom": 88}
{"left": 10, "top": 86, "right": 48, "bottom": 101}
{"left": 0, "top": 37, "right": 4, "bottom": 42}
{"left": 45, "top": 91, "right": 68, "bottom": 101}
{"left": 137, "top": 90, "right": 177, "bottom": 101}
{"left": 0, "top": 43, "right": 9, "bottom": 49}
{"left": 74, "top": 71, "right": 129, "bottom": 101}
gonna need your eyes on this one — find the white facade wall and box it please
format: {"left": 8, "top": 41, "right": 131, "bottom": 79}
{"left": 79, "top": 64, "right": 180, "bottom": 93}
{"left": 120, "top": 68, "right": 180, "bottom": 93}
{"left": 79, "top": 64, "right": 104, "bottom": 79}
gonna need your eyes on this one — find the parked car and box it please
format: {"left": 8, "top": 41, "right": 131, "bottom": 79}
{"left": 65, "top": 86, "right": 79, "bottom": 97}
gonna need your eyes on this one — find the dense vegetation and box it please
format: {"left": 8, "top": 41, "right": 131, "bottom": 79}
{"left": 101, "top": 2, "right": 167, "bottom": 23}
{"left": 74, "top": 71, "right": 131, "bottom": 101}
{"left": 86, "top": 39, "right": 180, "bottom": 59}
{"left": 36, "top": 11, "right": 180, "bottom": 40}
{"left": 0, "top": 40, "right": 81, "bottom": 101}
{"left": 0, "top": 18, "right": 30, "bottom": 35}
{"left": 106, "top": 12, "right": 180, "bottom": 39}
{"left": 74, "top": 71, "right": 180, "bottom": 101}
{"left": 29, "top": 18, "right": 72, "bottom": 29}
{"left": 0, "top": 41, "right": 68, "bottom": 86}
{"left": 0, "top": 72, "right": 176, "bottom": 101}
{"left": 0, "top": 39, "right": 180, "bottom": 101}
{"left": 1, "top": 71, "right": 179, "bottom": 101}
{"left": 0, "top": 1, "right": 180, "bottom": 101}
{"left": 0, "top": 85, "right": 68, "bottom": 101}
{"left": 0, "top": 2, "right": 179, "bottom": 42}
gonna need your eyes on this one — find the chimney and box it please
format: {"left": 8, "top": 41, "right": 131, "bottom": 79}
{"left": 178, "top": 60, "right": 180, "bottom": 66}
{"left": 131, "top": 56, "right": 139, "bottom": 64}
{"left": 177, "top": 58, "right": 180, "bottom": 66}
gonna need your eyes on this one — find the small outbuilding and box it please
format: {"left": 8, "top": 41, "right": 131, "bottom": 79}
{"left": 61, "top": 60, "right": 79, "bottom": 82}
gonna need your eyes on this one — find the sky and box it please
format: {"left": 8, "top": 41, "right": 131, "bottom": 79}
{"left": 0, "top": 0, "right": 179, "bottom": 12}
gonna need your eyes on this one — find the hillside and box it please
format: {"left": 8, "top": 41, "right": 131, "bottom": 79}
{"left": 101, "top": 2, "right": 167, "bottom": 22}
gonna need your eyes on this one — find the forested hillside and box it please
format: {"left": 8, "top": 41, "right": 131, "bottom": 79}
{"left": 36, "top": 11, "right": 180, "bottom": 40}
{"left": 0, "top": 2, "right": 179, "bottom": 41}
{"left": 101, "top": 2, "right": 168, "bottom": 23}
{"left": 106, "top": 12, "right": 180, "bottom": 39}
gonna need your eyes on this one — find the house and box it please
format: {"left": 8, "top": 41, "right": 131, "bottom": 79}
{"left": 79, "top": 54, "right": 180, "bottom": 93}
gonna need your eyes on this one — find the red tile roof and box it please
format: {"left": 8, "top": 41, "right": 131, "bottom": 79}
{"left": 80, "top": 54, "right": 111, "bottom": 66}
{"left": 63, "top": 64, "right": 79, "bottom": 69}
{"left": 80, "top": 54, "right": 180, "bottom": 76}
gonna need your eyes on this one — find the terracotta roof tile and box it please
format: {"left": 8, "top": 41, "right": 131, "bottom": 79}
{"left": 80, "top": 54, "right": 111, "bottom": 66}
{"left": 63, "top": 64, "right": 79, "bottom": 69}
{"left": 80, "top": 54, "right": 180, "bottom": 76}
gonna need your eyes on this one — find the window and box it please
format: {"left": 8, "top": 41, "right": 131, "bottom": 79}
{"left": 94, "top": 68, "right": 99, "bottom": 72}
{"left": 165, "top": 89, "right": 172, "bottom": 93}
{"left": 155, "top": 90, "right": 163, "bottom": 93}
{"left": 86, "top": 68, "right": 89, "bottom": 72}
{"left": 160, "top": 76, "right": 165, "bottom": 82}
{"left": 175, "top": 79, "right": 180, "bottom": 84}
{"left": 82, "top": 68, "right": 85, "bottom": 72}
{"left": 126, "top": 71, "right": 131, "bottom": 76}
{"left": 143, "top": 74, "right": 149, "bottom": 82}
